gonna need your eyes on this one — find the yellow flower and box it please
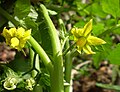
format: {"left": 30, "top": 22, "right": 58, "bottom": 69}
{"left": 71, "top": 19, "right": 106, "bottom": 54}
{"left": 2, "top": 27, "right": 31, "bottom": 50}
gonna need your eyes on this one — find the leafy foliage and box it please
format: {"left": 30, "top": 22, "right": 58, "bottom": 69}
{"left": 0, "top": 0, "right": 120, "bottom": 92}
{"left": 14, "top": 0, "right": 31, "bottom": 19}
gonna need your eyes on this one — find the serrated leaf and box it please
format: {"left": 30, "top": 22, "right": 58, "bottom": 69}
{"left": 101, "top": 0, "right": 120, "bottom": 18}
{"left": 14, "top": 0, "right": 30, "bottom": 19}
{"left": 108, "top": 44, "right": 120, "bottom": 65}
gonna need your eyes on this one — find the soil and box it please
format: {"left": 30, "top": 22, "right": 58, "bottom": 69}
{"left": 72, "top": 60, "right": 116, "bottom": 92}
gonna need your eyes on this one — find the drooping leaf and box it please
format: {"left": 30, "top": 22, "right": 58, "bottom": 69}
{"left": 14, "top": 0, "right": 31, "bottom": 19}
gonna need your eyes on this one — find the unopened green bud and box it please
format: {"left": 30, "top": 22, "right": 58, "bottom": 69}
{"left": 4, "top": 77, "right": 18, "bottom": 90}
{"left": 25, "top": 78, "right": 35, "bottom": 91}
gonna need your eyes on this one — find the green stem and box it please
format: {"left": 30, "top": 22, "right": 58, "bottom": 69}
{"left": 29, "top": 48, "right": 36, "bottom": 77}
{"left": 28, "top": 36, "right": 53, "bottom": 73}
{"left": 40, "top": 4, "right": 61, "bottom": 57}
{"left": 64, "top": 43, "right": 72, "bottom": 92}
{"left": 63, "top": 42, "right": 76, "bottom": 56}
{"left": 30, "top": 49, "right": 41, "bottom": 77}
{"left": 40, "top": 4, "right": 64, "bottom": 92}
{"left": 0, "top": 6, "right": 19, "bottom": 26}
{"left": 58, "top": 18, "right": 72, "bottom": 92}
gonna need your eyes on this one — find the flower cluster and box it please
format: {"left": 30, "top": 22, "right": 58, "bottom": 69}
{"left": 2, "top": 27, "right": 31, "bottom": 50}
{"left": 71, "top": 19, "right": 106, "bottom": 54}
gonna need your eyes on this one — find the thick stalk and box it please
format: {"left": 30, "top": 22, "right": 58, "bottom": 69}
{"left": 28, "top": 36, "right": 53, "bottom": 73}
{"left": 40, "top": 4, "right": 64, "bottom": 92}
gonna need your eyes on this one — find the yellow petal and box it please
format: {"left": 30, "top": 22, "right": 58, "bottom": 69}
{"left": 2, "top": 27, "right": 11, "bottom": 37}
{"left": 83, "top": 45, "right": 95, "bottom": 54}
{"left": 87, "top": 36, "right": 106, "bottom": 45}
{"left": 83, "top": 19, "right": 92, "bottom": 37}
{"left": 71, "top": 28, "right": 80, "bottom": 38}
{"left": 17, "top": 27, "right": 25, "bottom": 38}
{"left": 77, "top": 44, "right": 85, "bottom": 54}
{"left": 10, "top": 37, "right": 19, "bottom": 47}
{"left": 23, "top": 29, "right": 31, "bottom": 39}
{"left": 9, "top": 28, "right": 16, "bottom": 37}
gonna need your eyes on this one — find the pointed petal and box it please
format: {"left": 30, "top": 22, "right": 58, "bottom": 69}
{"left": 71, "top": 28, "right": 80, "bottom": 38}
{"left": 77, "top": 46, "right": 82, "bottom": 54}
{"left": 83, "top": 19, "right": 92, "bottom": 37}
{"left": 83, "top": 45, "right": 95, "bottom": 54}
{"left": 87, "top": 36, "right": 106, "bottom": 45}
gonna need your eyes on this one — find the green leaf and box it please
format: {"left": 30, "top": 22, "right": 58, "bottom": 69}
{"left": 85, "top": 1, "right": 107, "bottom": 18}
{"left": 93, "top": 35, "right": 112, "bottom": 68}
{"left": 90, "top": 2, "right": 107, "bottom": 18}
{"left": 24, "top": 17, "right": 38, "bottom": 32}
{"left": 8, "top": 52, "right": 31, "bottom": 72}
{"left": 92, "top": 23, "right": 105, "bottom": 36}
{"left": 14, "top": 0, "right": 30, "bottom": 19}
{"left": 108, "top": 43, "right": 120, "bottom": 65}
{"left": 38, "top": 21, "right": 53, "bottom": 56}
{"left": 101, "top": 0, "right": 120, "bottom": 18}
{"left": 28, "top": 6, "right": 38, "bottom": 20}
{"left": 48, "top": 9, "right": 57, "bottom": 15}
{"left": 0, "top": 15, "right": 7, "bottom": 27}
{"left": 93, "top": 52, "right": 103, "bottom": 68}
{"left": 39, "top": 73, "right": 50, "bottom": 87}
{"left": 96, "top": 83, "right": 120, "bottom": 91}
{"left": 32, "top": 20, "right": 53, "bottom": 56}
